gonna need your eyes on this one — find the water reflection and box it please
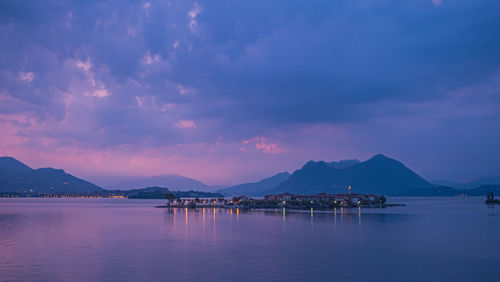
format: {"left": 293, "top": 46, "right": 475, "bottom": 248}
{"left": 160, "top": 207, "right": 412, "bottom": 228}
{"left": 358, "top": 207, "right": 361, "bottom": 226}
{"left": 1, "top": 198, "right": 499, "bottom": 281}
{"left": 487, "top": 204, "right": 496, "bottom": 217}
{"left": 202, "top": 207, "right": 205, "bottom": 226}
{"left": 334, "top": 207, "right": 337, "bottom": 225}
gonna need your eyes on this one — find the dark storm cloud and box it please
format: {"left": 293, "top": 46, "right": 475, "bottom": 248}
{"left": 179, "top": 0, "right": 500, "bottom": 124}
{"left": 2, "top": 1, "right": 499, "bottom": 127}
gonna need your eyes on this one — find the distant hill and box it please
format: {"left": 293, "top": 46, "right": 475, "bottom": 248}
{"left": 208, "top": 185, "right": 230, "bottom": 191}
{"left": 105, "top": 174, "right": 211, "bottom": 191}
{"left": 218, "top": 172, "right": 290, "bottom": 196}
{"left": 431, "top": 180, "right": 464, "bottom": 188}
{"left": 463, "top": 185, "right": 500, "bottom": 196}
{"left": 0, "top": 156, "right": 103, "bottom": 193}
{"left": 124, "top": 187, "right": 223, "bottom": 199}
{"left": 394, "top": 184, "right": 500, "bottom": 197}
{"left": 432, "top": 177, "right": 500, "bottom": 189}
{"left": 265, "top": 154, "right": 433, "bottom": 195}
{"left": 391, "top": 185, "right": 459, "bottom": 196}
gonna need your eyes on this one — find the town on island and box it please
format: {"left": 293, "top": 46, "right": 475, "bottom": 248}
{"left": 158, "top": 186, "right": 403, "bottom": 210}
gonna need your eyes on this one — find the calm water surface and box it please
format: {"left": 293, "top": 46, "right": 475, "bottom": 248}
{"left": 0, "top": 197, "right": 499, "bottom": 281}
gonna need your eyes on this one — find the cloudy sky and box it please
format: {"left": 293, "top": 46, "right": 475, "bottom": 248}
{"left": 1, "top": 0, "right": 499, "bottom": 185}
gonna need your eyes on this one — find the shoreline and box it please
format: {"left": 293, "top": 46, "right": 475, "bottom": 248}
{"left": 154, "top": 203, "right": 406, "bottom": 210}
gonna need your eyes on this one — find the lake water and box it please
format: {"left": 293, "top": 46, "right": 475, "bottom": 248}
{"left": 0, "top": 197, "right": 498, "bottom": 281}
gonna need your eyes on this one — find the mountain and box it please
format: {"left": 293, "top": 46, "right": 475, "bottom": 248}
{"left": 462, "top": 184, "right": 500, "bottom": 196}
{"left": 265, "top": 154, "right": 433, "bottom": 195}
{"left": 431, "top": 179, "right": 464, "bottom": 188}
{"left": 124, "top": 187, "right": 224, "bottom": 199}
{"left": 0, "top": 156, "right": 103, "bottom": 193}
{"left": 470, "top": 177, "right": 500, "bottom": 187}
{"left": 208, "top": 185, "right": 230, "bottom": 191}
{"left": 391, "top": 185, "right": 459, "bottom": 196}
{"left": 395, "top": 184, "right": 500, "bottom": 197}
{"left": 432, "top": 177, "right": 500, "bottom": 189}
{"left": 328, "top": 159, "right": 360, "bottom": 169}
{"left": 105, "top": 174, "right": 211, "bottom": 191}
{"left": 218, "top": 172, "right": 290, "bottom": 196}
{"left": 0, "top": 156, "right": 32, "bottom": 172}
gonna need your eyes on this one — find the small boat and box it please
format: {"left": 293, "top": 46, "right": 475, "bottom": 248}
{"left": 485, "top": 192, "right": 500, "bottom": 204}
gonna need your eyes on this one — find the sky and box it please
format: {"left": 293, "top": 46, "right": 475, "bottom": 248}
{"left": 0, "top": 0, "right": 499, "bottom": 186}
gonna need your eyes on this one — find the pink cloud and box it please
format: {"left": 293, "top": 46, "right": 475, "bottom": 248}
{"left": 432, "top": 0, "right": 442, "bottom": 6}
{"left": 188, "top": 3, "right": 201, "bottom": 32}
{"left": 91, "top": 89, "right": 110, "bottom": 98}
{"left": 135, "top": 96, "right": 144, "bottom": 107}
{"left": 75, "top": 59, "right": 92, "bottom": 73}
{"left": 178, "top": 84, "right": 189, "bottom": 95}
{"left": 256, "top": 142, "right": 283, "bottom": 154}
{"left": 242, "top": 136, "right": 284, "bottom": 154}
{"left": 175, "top": 120, "right": 197, "bottom": 129}
{"left": 142, "top": 51, "right": 160, "bottom": 65}
{"left": 19, "top": 71, "right": 35, "bottom": 82}
{"left": 0, "top": 118, "right": 355, "bottom": 186}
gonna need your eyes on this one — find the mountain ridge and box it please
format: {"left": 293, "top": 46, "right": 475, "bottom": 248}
{"left": 328, "top": 159, "right": 360, "bottom": 169}
{"left": 218, "top": 172, "right": 290, "bottom": 196}
{"left": 0, "top": 156, "right": 103, "bottom": 193}
{"left": 432, "top": 177, "right": 500, "bottom": 189}
{"left": 265, "top": 154, "right": 432, "bottom": 195}
{"left": 2, "top": 155, "right": 497, "bottom": 197}
{"left": 101, "top": 173, "right": 212, "bottom": 191}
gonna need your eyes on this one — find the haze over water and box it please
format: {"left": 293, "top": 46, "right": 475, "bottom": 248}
{"left": 0, "top": 197, "right": 498, "bottom": 281}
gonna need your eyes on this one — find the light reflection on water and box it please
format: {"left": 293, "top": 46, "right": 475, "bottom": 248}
{"left": 0, "top": 197, "right": 499, "bottom": 282}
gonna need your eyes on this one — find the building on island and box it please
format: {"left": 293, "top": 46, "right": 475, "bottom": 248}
{"left": 264, "top": 193, "right": 293, "bottom": 201}
{"left": 264, "top": 192, "right": 384, "bottom": 206}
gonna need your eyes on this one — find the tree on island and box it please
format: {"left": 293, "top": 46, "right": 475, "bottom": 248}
{"left": 164, "top": 191, "right": 177, "bottom": 206}
{"left": 378, "top": 195, "right": 387, "bottom": 204}
{"left": 164, "top": 191, "right": 177, "bottom": 201}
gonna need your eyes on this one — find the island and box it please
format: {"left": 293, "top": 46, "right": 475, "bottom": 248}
{"left": 157, "top": 192, "right": 404, "bottom": 210}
